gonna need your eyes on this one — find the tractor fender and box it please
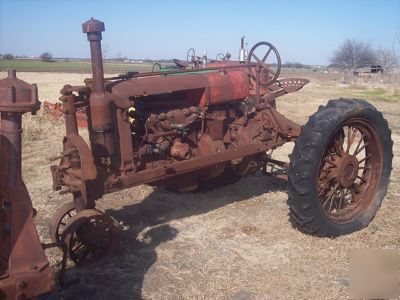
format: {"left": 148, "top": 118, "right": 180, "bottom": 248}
{"left": 64, "top": 134, "right": 97, "bottom": 180}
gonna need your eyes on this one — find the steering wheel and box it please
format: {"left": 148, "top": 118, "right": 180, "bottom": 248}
{"left": 216, "top": 53, "right": 225, "bottom": 61}
{"left": 187, "top": 48, "right": 196, "bottom": 64}
{"left": 152, "top": 62, "right": 161, "bottom": 72}
{"left": 246, "top": 41, "right": 281, "bottom": 86}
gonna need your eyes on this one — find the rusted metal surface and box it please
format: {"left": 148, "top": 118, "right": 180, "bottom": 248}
{"left": 49, "top": 18, "right": 310, "bottom": 268}
{"left": 83, "top": 18, "right": 115, "bottom": 158}
{"left": 43, "top": 101, "right": 88, "bottom": 128}
{"left": 111, "top": 69, "right": 251, "bottom": 106}
{"left": 0, "top": 70, "right": 55, "bottom": 299}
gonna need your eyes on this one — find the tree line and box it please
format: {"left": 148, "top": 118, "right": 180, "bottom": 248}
{"left": 330, "top": 38, "right": 398, "bottom": 72}
{"left": 1, "top": 52, "right": 54, "bottom": 62}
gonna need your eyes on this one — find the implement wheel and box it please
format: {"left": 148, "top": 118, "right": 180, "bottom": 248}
{"left": 61, "top": 209, "right": 119, "bottom": 265}
{"left": 287, "top": 99, "right": 393, "bottom": 237}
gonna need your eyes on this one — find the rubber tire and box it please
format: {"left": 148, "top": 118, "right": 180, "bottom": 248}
{"left": 287, "top": 98, "right": 393, "bottom": 237}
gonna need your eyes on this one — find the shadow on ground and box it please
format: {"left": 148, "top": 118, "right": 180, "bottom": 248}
{"left": 43, "top": 174, "right": 286, "bottom": 300}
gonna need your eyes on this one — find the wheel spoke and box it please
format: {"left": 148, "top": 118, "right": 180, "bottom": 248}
{"left": 357, "top": 176, "right": 366, "bottom": 184}
{"left": 74, "top": 241, "right": 85, "bottom": 251}
{"left": 354, "top": 142, "right": 369, "bottom": 156}
{"left": 318, "top": 184, "right": 329, "bottom": 197}
{"left": 358, "top": 154, "right": 371, "bottom": 164}
{"left": 348, "top": 186, "right": 356, "bottom": 202}
{"left": 353, "top": 135, "right": 364, "bottom": 155}
{"left": 337, "top": 188, "right": 345, "bottom": 210}
{"left": 326, "top": 159, "right": 336, "bottom": 167}
{"left": 322, "top": 183, "right": 339, "bottom": 210}
{"left": 358, "top": 166, "right": 369, "bottom": 170}
{"left": 262, "top": 48, "right": 272, "bottom": 62}
{"left": 346, "top": 127, "right": 356, "bottom": 153}
{"left": 252, "top": 53, "right": 261, "bottom": 63}
{"left": 328, "top": 186, "right": 339, "bottom": 211}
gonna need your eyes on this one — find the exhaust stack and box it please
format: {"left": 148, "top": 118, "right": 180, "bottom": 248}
{"left": 82, "top": 18, "right": 115, "bottom": 157}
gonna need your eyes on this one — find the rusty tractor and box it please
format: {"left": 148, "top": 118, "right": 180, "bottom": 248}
{"left": 47, "top": 17, "right": 393, "bottom": 265}
{"left": 0, "top": 17, "right": 393, "bottom": 298}
{"left": 49, "top": 17, "right": 393, "bottom": 265}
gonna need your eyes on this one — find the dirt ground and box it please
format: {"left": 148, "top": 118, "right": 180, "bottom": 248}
{"left": 1, "top": 71, "right": 399, "bottom": 299}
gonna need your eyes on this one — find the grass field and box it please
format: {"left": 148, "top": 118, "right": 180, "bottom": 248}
{"left": 0, "top": 59, "right": 154, "bottom": 73}
{"left": 0, "top": 70, "right": 399, "bottom": 299}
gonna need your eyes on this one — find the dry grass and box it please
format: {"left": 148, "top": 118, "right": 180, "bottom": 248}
{"left": 1, "top": 71, "right": 399, "bottom": 300}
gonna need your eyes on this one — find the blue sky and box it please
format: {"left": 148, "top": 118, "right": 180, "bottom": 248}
{"left": 0, "top": 0, "right": 399, "bottom": 65}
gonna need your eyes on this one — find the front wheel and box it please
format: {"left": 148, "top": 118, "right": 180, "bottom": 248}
{"left": 287, "top": 99, "right": 393, "bottom": 237}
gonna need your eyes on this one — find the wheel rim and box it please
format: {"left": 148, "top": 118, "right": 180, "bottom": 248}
{"left": 317, "top": 119, "right": 383, "bottom": 223}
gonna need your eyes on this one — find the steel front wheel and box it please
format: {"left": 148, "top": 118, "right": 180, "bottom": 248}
{"left": 287, "top": 99, "right": 393, "bottom": 236}
{"left": 61, "top": 209, "right": 119, "bottom": 265}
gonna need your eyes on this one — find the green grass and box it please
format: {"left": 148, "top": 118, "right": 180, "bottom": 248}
{"left": 350, "top": 87, "right": 400, "bottom": 102}
{"left": 0, "top": 59, "right": 154, "bottom": 73}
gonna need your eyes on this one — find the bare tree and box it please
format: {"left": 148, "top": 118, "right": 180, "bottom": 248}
{"left": 376, "top": 47, "right": 397, "bottom": 72}
{"left": 330, "top": 39, "right": 377, "bottom": 70}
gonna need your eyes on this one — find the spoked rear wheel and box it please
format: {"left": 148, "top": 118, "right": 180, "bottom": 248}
{"left": 288, "top": 99, "right": 393, "bottom": 236}
{"left": 318, "top": 120, "right": 381, "bottom": 222}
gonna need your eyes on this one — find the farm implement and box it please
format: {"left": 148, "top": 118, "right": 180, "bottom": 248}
{"left": 0, "top": 18, "right": 393, "bottom": 299}
{"left": 0, "top": 70, "right": 55, "bottom": 299}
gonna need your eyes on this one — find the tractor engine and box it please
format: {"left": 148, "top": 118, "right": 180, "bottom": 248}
{"left": 134, "top": 106, "right": 201, "bottom": 167}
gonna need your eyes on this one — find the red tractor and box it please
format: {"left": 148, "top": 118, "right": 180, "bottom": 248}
{"left": 48, "top": 18, "right": 392, "bottom": 267}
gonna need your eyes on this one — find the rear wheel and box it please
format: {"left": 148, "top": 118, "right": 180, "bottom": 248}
{"left": 287, "top": 99, "right": 393, "bottom": 236}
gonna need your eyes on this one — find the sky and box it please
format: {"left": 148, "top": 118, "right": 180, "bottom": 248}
{"left": 0, "top": 0, "right": 399, "bottom": 65}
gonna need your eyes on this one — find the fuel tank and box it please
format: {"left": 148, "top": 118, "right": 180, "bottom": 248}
{"left": 110, "top": 69, "right": 250, "bottom": 106}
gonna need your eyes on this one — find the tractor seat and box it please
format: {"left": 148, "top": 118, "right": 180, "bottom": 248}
{"left": 269, "top": 78, "right": 310, "bottom": 93}
{"left": 173, "top": 59, "right": 189, "bottom": 68}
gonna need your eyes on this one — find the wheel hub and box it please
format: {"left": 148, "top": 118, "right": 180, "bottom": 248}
{"left": 335, "top": 154, "right": 359, "bottom": 188}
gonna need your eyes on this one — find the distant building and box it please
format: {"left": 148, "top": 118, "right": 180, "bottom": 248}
{"left": 353, "top": 65, "right": 383, "bottom": 75}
